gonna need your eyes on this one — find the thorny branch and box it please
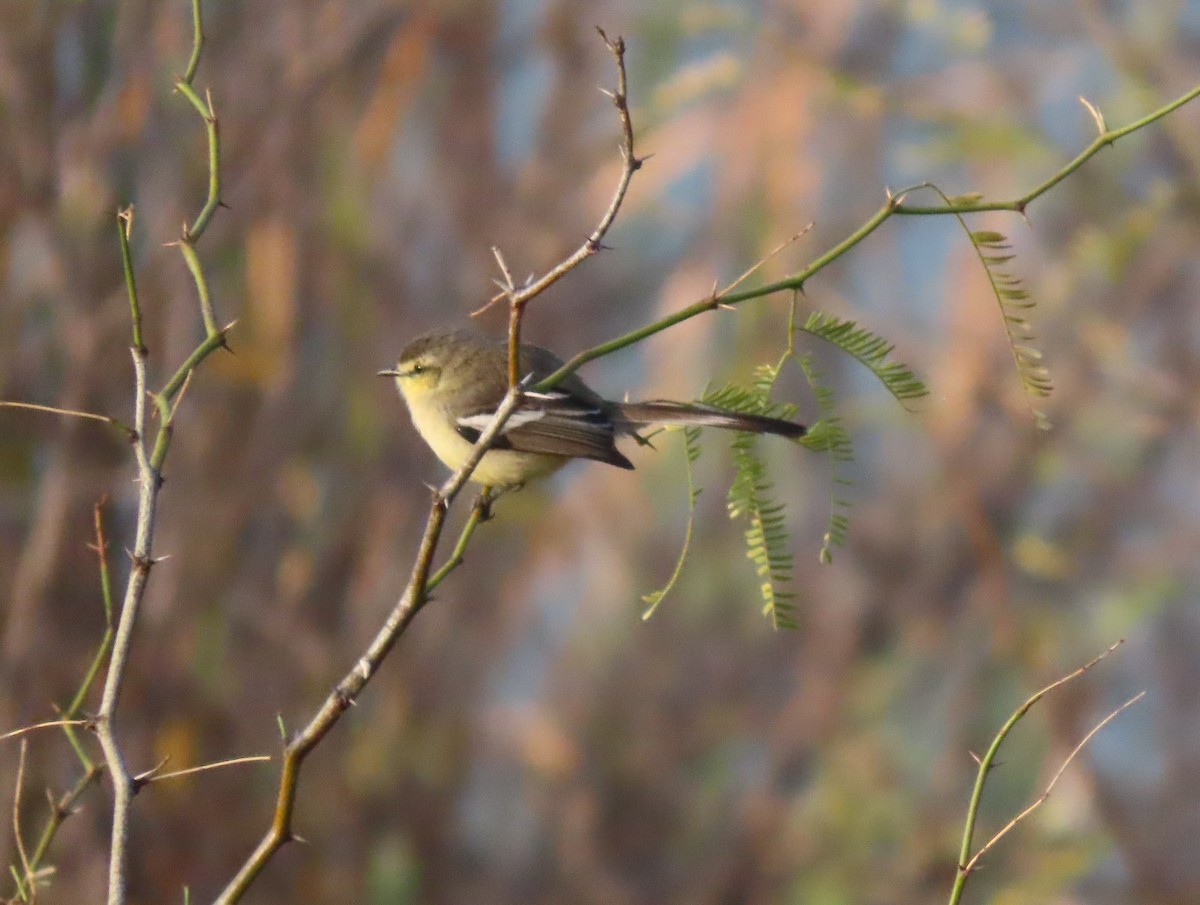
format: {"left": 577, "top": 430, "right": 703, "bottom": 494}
{"left": 533, "top": 80, "right": 1200, "bottom": 392}
{"left": 93, "top": 1, "right": 228, "bottom": 902}
{"left": 946, "top": 641, "right": 1142, "bottom": 905}
{"left": 212, "top": 28, "right": 641, "bottom": 904}
{"left": 473, "top": 29, "right": 641, "bottom": 388}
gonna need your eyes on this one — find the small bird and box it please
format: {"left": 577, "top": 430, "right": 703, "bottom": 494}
{"left": 380, "top": 329, "right": 806, "bottom": 486}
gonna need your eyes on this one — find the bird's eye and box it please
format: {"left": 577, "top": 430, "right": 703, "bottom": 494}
{"left": 410, "top": 364, "right": 426, "bottom": 376}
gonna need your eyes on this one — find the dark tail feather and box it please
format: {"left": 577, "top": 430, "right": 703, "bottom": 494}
{"left": 615, "top": 400, "right": 806, "bottom": 439}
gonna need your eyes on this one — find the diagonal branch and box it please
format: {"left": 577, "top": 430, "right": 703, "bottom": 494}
{"left": 211, "top": 387, "right": 524, "bottom": 904}
{"left": 215, "top": 30, "right": 642, "bottom": 903}
{"left": 534, "top": 78, "right": 1200, "bottom": 392}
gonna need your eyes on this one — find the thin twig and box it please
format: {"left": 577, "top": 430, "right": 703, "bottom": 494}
{"left": 0, "top": 720, "right": 90, "bottom": 744}
{"left": 138, "top": 755, "right": 271, "bottom": 785}
{"left": 475, "top": 28, "right": 642, "bottom": 388}
{"left": 14, "top": 765, "right": 105, "bottom": 902}
{"left": 946, "top": 641, "right": 1129, "bottom": 905}
{"left": 117, "top": 207, "right": 146, "bottom": 355}
{"left": 94, "top": 348, "right": 155, "bottom": 905}
{"left": 61, "top": 498, "right": 117, "bottom": 770}
{"left": 715, "top": 225, "right": 813, "bottom": 300}
{"left": 427, "top": 490, "right": 494, "bottom": 591}
{"left": 490, "top": 247, "right": 522, "bottom": 388}
{"left": 0, "top": 401, "right": 136, "bottom": 441}
{"left": 11, "top": 740, "right": 33, "bottom": 897}
{"left": 962, "top": 691, "right": 1144, "bottom": 876}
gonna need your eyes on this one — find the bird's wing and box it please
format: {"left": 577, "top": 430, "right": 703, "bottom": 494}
{"left": 455, "top": 390, "right": 633, "bottom": 469}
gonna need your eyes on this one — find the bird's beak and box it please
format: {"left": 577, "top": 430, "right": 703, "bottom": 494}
{"left": 378, "top": 368, "right": 401, "bottom": 378}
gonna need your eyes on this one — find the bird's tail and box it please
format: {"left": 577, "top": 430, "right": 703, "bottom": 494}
{"left": 613, "top": 400, "right": 806, "bottom": 439}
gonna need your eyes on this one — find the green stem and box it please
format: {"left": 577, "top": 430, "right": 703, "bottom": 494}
{"left": 11, "top": 503, "right": 117, "bottom": 900}
{"left": 159, "top": 328, "right": 227, "bottom": 406}
{"left": 181, "top": 0, "right": 204, "bottom": 85}
{"left": 948, "top": 708, "right": 1019, "bottom": 905}
{"left": 117, "top": 211, "right": 145, "bottom": 354}
{"left": 177, "top": 238, "right": 219, "bottom": 336}
{"left": 535, "top": 80, "right": 1200, "bottom": 390}
{"left": 901, "top": 82, "right": 1200, "bottom": 216}
{"left": 15, "top": 766, "right": 105, "bottom": 901}
{"left": 947, "top": 644, "right": 1122, "bottom": 905}
{"left": 427, "top": 492, "right": 494, "bottom": 592}
{"left": 176, "top": 86, "right": 221, "bottom": 242}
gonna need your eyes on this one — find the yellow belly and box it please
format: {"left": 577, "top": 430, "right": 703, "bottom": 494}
{"left": 407, "top": 399, "right": 566, "bottom": 485}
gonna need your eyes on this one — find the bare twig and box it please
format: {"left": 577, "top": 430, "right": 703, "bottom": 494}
{"left": 470, "top": 29, "right": 642, "bottom": 388}
{"left": 138, "top": 755, "right": 271, "bottom": 786}
{"left": 962, "top": 691, "right": 1144, "bottom": 876}
{"left": 946, "top": 641, "right": 1132, "bottom": 905}
{"left": 94, "top": 347, "right": 153, "bottom": 905}
{"left": 11, "top": 740, "right": 33, "bottom": 897}
{"left": 9, "top": 765, "right": 105, "bottom": 902}
{"left": 0, "top": 401, "right": 136, "bottom": 442}
{"left": 717, "top": 226, "right": 813, "bottom": 301}
{"left": 475, "top": 28, "right": 639, "bottom": 322}
{"left": 490, "top": 246, "right": 517, "bottom": 297}
{"left": 0, "top": 720, "right": 90, "bottom": 744}
{"left": 59, "top": 499, "right": 117, "bottom": 770}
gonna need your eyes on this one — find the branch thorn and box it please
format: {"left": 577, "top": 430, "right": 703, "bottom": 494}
{"left": 1079, "top": 95, "right": 1107, "bottom": 135}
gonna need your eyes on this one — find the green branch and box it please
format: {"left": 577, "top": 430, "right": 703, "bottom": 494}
{"left": 535, "top": 80, "right": 1200, "bottom": 392}
{"left": 947, "top": 643, "right": 1139, "bottom": 905}
{"left": 6, "top": 500, "right": 116, "bottom": 901}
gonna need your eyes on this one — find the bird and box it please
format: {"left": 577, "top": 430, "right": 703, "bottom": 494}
{"left": 380, "top": 328, "right": 806, "bottom": 487}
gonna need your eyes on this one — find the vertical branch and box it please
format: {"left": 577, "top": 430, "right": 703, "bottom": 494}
{"left": 174, "top": 0, "right": 224, "bottom": 337}
{"left": 94, "top": 342, "right": 157, "bottom": 905}
{"left": 10, "top": 740, "right": 32, "bottom": 896}
{"left": 117, "top": 210, "right": 146, "bottom": 356}
{"left": 93, "top": 1, "right": 226, "bottom": 902}
{"left": 61, "top": 499, "right": 115, "bottom": 767}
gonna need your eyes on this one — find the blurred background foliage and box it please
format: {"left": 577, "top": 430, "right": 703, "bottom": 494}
{"left": 1, "top": 0, "right": 1199, "bottom": 902}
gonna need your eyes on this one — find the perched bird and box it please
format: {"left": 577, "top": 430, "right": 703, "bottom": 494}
{"left": 380, "top": 328, "right": 806, "bottom": 486}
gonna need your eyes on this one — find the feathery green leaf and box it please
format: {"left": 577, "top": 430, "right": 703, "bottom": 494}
{"left": 702, "top": 379, "right": 798, "bottom": 629}
{"left": 800, "top": 312, "right": 929, "bottom": 410}
{"left": 961, "top": 219, "right": 1053, "bottom": 428}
